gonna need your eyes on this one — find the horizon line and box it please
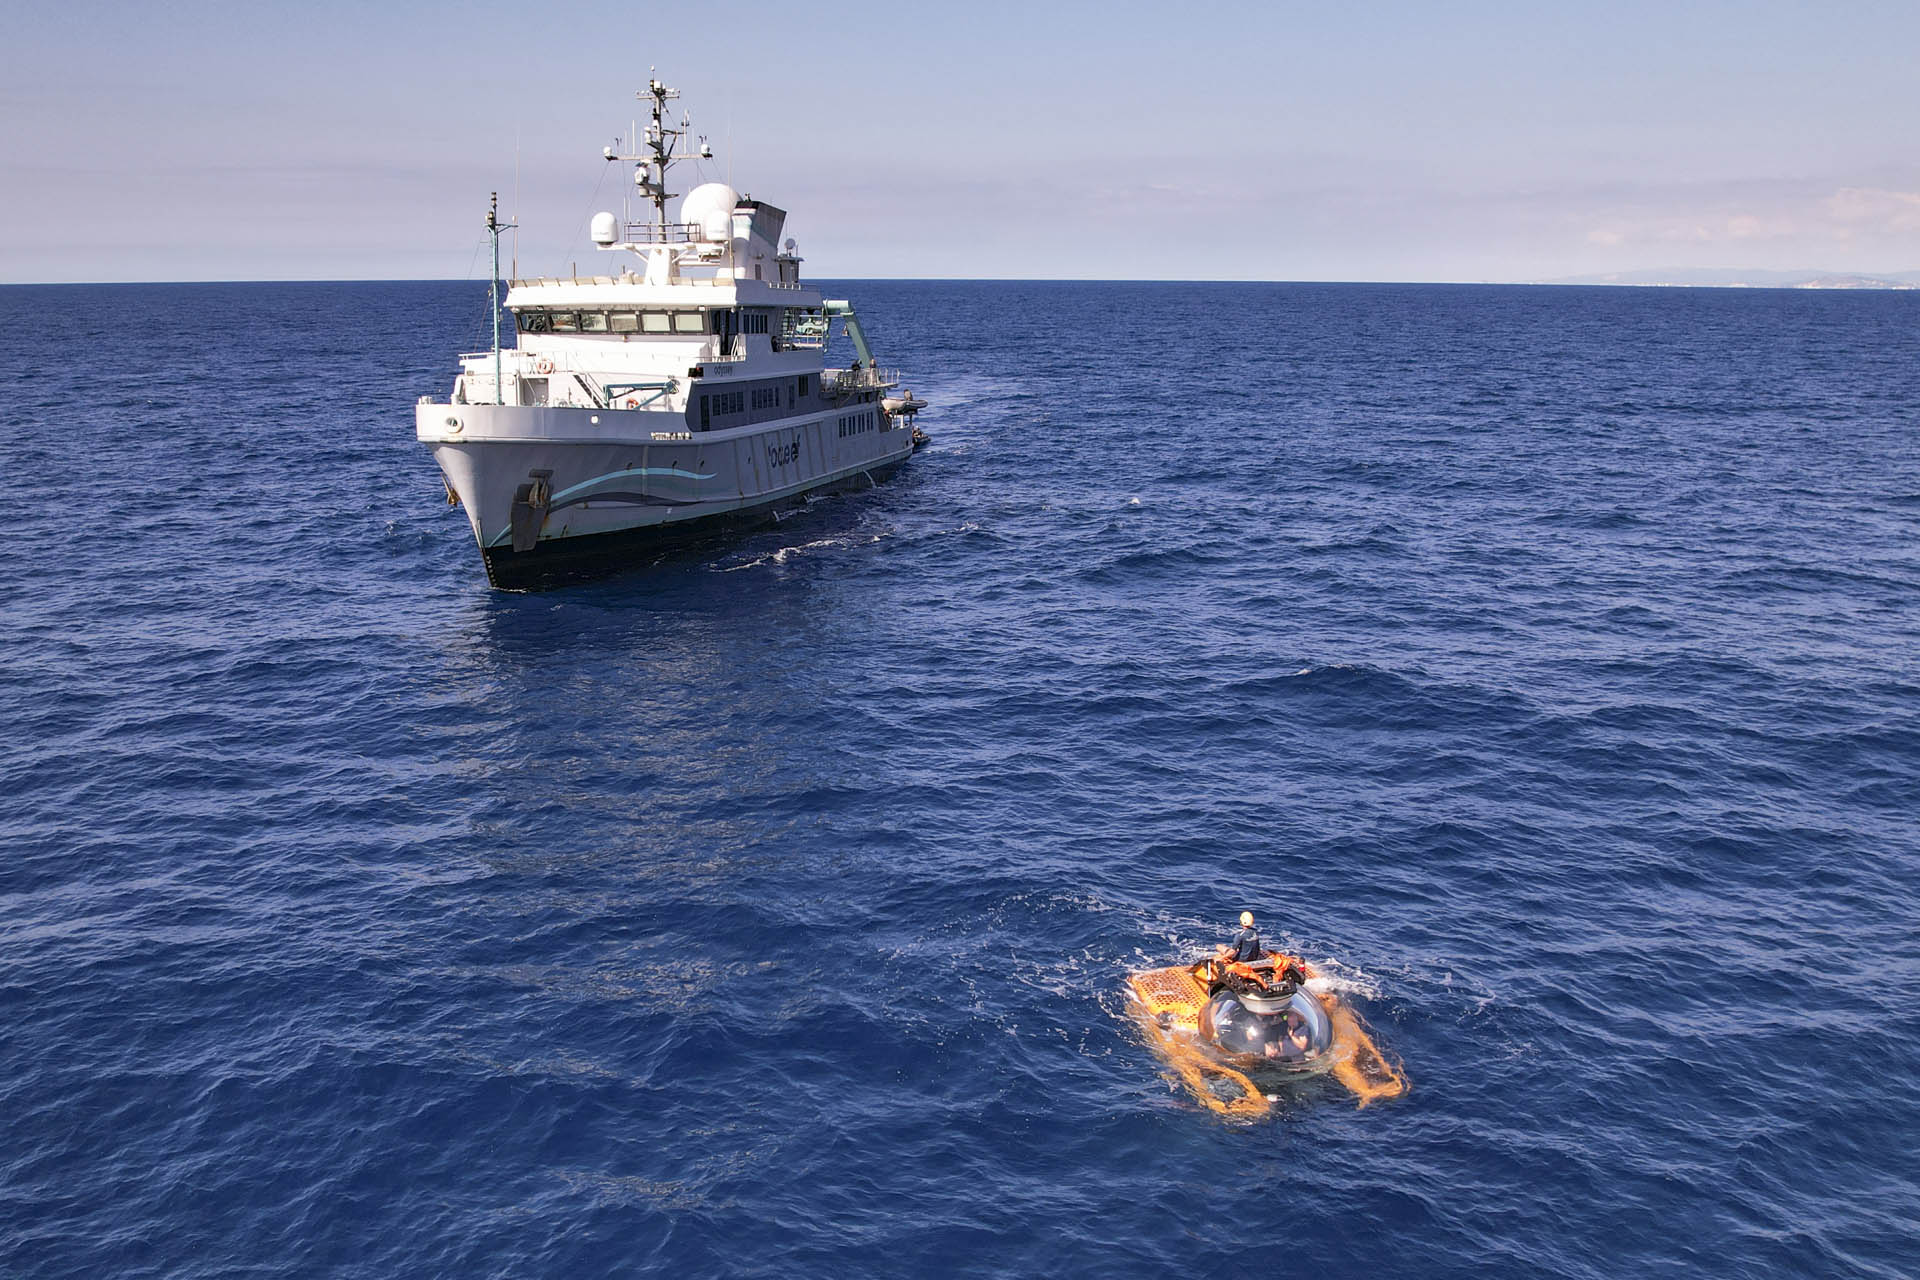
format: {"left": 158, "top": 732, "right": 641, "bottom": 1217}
{"left": 5, "top": 275, "right": 1920, "bottom": 290}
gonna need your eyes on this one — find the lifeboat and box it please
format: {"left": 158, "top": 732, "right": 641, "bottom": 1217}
{"left": 1126, "top": 952, "right": 1406, "bottom": 1116}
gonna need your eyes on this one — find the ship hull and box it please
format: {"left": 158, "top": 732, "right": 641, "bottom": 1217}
{"left": 477, "top": 456, "right": 908, "bottom": 589}
{"left": 418, "top": 401, "right": 913, "bottom": 591}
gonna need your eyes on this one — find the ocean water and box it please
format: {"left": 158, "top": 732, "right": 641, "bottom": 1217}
{"left": 3, "top": 279, "right": 1918, "bottom": 1278}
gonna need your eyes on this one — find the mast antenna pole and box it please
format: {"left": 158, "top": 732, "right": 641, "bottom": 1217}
{"left": 639, "top": 72, "right": 680, "bottom": 229}
{"left": 488, "top": 192, "right": 502, "bottom": 405}
{"left": 608, "top": 73, "right": 684, "bottom": 235}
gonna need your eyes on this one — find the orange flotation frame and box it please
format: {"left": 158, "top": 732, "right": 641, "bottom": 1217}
{"left": 1126, "top": 952, "right": 1406, "bottom": 1115}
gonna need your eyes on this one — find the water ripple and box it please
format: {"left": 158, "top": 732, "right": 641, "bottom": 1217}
{"left": 1, "top": 281, "right": 1917, "bottom": 1278}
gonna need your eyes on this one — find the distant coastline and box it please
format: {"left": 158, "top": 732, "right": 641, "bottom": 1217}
{"left": 1535, "top": 268, "right": 1920, "bottom": 290}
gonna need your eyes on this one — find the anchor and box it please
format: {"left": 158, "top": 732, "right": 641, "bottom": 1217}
{"left": 508, "top": 469, "right": 554, "bottom": 553}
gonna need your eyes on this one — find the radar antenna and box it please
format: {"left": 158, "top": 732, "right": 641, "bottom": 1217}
{"left": 605, "top": 74, "right": 684, "bottom": 230}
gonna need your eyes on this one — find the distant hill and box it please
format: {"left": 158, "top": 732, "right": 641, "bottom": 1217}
{"left": 1536, "top": 268, "right": 1920, "bottom": 289}
{"left": 1791, "top": 274, "right": 1920, "bottom": 290}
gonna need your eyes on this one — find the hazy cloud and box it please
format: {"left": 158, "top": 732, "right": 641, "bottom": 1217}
{"left": 1565, "top": 182, "right": 1920, "bottom": 270}
{"left": 1824, "top": 186, "right": 1920, "bottom": 232}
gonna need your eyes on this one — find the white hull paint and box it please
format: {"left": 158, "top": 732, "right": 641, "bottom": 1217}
{"left": 419, "top": 401, "right": 914, "bottom": 552}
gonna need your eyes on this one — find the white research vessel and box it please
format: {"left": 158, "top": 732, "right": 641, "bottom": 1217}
{"left": 416, "top": 77, "right": 926, "bottom": 590}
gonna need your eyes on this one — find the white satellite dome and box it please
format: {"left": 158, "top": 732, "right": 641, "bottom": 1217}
{"left": 678, "top": 182, "right": 739, "bottom": 241}
{"left": 589, "top": 211, "right": 619, "bottom": 246}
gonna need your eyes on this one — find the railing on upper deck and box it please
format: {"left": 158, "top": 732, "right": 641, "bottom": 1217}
{"left": 827, "top": 366, "right": 900, "bottom": 398}
{"left": 621, "top": 221, "right": 702, "bottom": 244}
{"left": 461, "top": 334, "right": 740, "bottom": 371}
{"left": 511, "top": 274, "right": 735, "bottom": 287}
{"left": 780, "top": 313, "right": 827, "bottom": 349}
{"left": 454, "top": 352, "right": 689, "bottom": 409}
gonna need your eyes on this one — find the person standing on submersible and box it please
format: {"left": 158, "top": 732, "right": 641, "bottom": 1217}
{"left": 1216, "top": 911, "right": 1261, "bottom": 964}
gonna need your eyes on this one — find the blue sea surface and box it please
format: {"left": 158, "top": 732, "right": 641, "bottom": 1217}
{"left": 3, "top": 279, "right": 1918, "bottom": 1277}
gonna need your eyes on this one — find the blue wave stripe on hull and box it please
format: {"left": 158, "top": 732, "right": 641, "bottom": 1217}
{"left": 548, "top": 466, "right": 718, "bottom": 505}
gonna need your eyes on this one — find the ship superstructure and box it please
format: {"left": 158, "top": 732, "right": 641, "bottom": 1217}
{"left": 416, "top": 76, "right": 924, "bottom": 589}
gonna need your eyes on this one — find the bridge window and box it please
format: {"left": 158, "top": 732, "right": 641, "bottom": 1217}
{"left": 513, "top": 308, "right": 710, "bottom": 337}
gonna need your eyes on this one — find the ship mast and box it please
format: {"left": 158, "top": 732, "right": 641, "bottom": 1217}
{"left": 602, "top": 72, "right": 712, "bottom": 240}
{"left": 487, "top": 192, "right": 502, "bottom": 405}
{"left": 635, "top": 74, "right": 680, "bottom": 229}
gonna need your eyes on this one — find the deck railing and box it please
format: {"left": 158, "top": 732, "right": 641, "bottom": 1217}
{"left": 620, "top": 221, "right": 703, "bottom": 244}
{"left": 828, "top": 366, "right": 900, "bottom": 396}
{"left": 460, "top": 341, "right": 742, "bottom": 369}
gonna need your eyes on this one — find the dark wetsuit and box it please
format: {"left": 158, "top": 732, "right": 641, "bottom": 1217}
{"left": 1227, "top": 926, "right": 1261, "bottom": 963}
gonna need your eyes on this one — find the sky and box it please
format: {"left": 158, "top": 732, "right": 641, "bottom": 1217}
{"left": 4, "top": 0, "right": 1918, "bottom": 283}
